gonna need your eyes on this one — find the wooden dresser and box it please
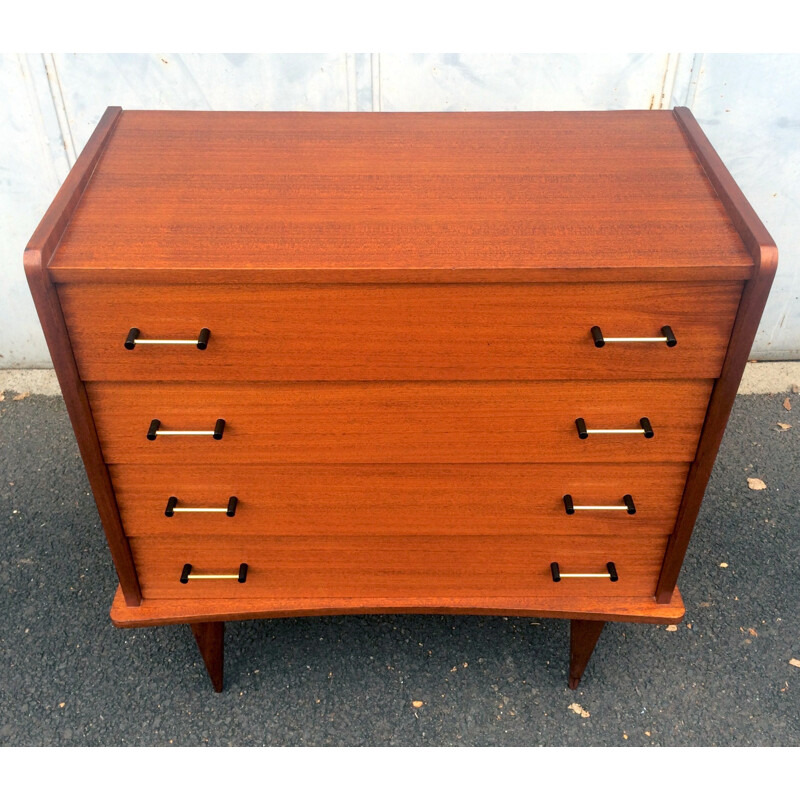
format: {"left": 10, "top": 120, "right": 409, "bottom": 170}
{"left": 25, "top": 108, "right": 776, "bottom": 691}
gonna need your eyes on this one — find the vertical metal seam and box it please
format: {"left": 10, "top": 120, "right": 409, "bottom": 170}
{"left": 656, "top": 53, "right": 670, "bottom": 108}
{"left": 17, "top": 54, "right": 62, "bottom": 187}
{"left": 658, "top": 53, "right": 680, "bottom": 109}
{"left": 345, "top": 53, "right": 357, "bottom": 111}
{"left": 371, "top": 53, "right": 381, "bottom": 111}
{"left": 42, "top": 53, "right": 77, "bottom": 166}
{"left": 684, "top": 53, "right": 705, "bottom": 107}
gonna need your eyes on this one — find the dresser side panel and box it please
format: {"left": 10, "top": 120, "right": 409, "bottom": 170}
{"left": 656, "top": 108, "right": 779, "bottom": 601}
{"left": 24, "top": 107, "right": 142, "bottom": 606}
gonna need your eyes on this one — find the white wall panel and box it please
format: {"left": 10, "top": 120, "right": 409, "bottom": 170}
{"left": 689, "top": 54, "right": 800, "bottom": 360}
{"left": 378, "top": 53, "right": 674, "bottom": 110}
{"left": 0, "top": 54, "right": 71, "bottom": 367}
{"left": 52, "top": 53, "right": 352, "bottom": 152}
{"left": 1, "top": 53, "right": 797, "bottom": 366}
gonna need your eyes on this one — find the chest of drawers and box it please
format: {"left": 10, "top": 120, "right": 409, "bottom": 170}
{"left": 25, "top": 108, "right": 776, "bottom": 692}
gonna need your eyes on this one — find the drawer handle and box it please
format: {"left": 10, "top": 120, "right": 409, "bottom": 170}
{"left": 124, "top": 327, "right": 210, "bottom": 350}
{"left": 563, "top": 494, "right": 636, "bottom": 515}
{"left": 575, "top": 417, "right": 654, "bottom": 439}
{"left": 165, "top": 496, "right": 238, "bottom": 517}
{"left": 550, "top": 562, "right": 618, "bottom": 582}
{"left": 591, "top": 325, "right": 676, "bottom": 348}
{"left": 180, "top": 563, "right": 248, "bottom": 583}
{"left": 147, "top": 419, "right": 226, "bottom": 440}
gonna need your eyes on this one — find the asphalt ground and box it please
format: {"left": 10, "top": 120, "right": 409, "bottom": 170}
{"left": 0, "top": 392, "right": 798, "bottom": 746}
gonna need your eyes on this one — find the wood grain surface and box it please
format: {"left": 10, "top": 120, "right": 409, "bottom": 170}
{"left": 190, "top": 621, "right": 224, "bottom": 692}
{"left": 110, "top": 584, "right": 686, "bottom": 627}
{"left": 23, "top": 106, "right": 142, "bottom": 606}
{"left": 129, "top": 533, "right": 668, "bottom": 600}
{"left": 569, "top": 619, "right": 606, "bottom": 689}
{"left": 47, "top": 111, "right": 751, "bottom": 279}
{"left": 89, "top": 380, "right": 713, "bottom": 465}
{"left": 110, "top": 463, "right": 689, "bottom": 538}
{"left": 28, "top": 107, "right": 765, "bottom": 639}
{"left": 656, "top": 107, "right": 780, "bottom": 602}
{"left": 58, "top": 282, "right": 742, "bottom": 382}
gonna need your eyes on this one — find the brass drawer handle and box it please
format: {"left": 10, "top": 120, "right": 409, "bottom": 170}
{"left": 591, "top": 325, "right": 676, "bottom": 348}
{"left": 180, "top": 563, "right": 248, "bottom": 583}
{"left": 165, "top": 496, "right": 238, "bottom": 517}
{"left": 551, "top": 562, "right": 618, "bottom": 582}
{"left": 563, "top": 494, "right": 636, "bottom": 515}
{"left": 575, "top": 417, "right": 654, "bottom": 439}
{"left": 147, "top": 419, "right": 225, "bottom": 440}
{"left": 125, "top": 327, "right": 210, "bottom": 350}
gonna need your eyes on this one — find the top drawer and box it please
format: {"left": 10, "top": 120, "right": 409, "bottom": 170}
{"left": 57, "top": 282, "right": 742, "bottom": 382}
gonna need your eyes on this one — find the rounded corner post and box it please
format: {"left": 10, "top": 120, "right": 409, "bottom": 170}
{"left": 22, "top": 105, "right": 142, "bottom": 607}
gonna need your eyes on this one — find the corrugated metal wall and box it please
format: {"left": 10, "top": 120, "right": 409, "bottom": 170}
{"left": 2, "top": 53, "right": 797, "bottom": 366}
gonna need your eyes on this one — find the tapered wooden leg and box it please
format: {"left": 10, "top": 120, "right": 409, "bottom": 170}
{"left": 568, "top": 619, "right": 606, "bottom": 690}
{"left": 190, "top": 621, "right": 224, "bottom": 692}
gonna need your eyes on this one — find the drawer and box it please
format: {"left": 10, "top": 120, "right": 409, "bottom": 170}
{"left": 90, "top": 379, "right": 713, "bottom": 464}
{"left": 111, "top": 463, "right": 689, "bottom": 538}
{"left": 58, "top": 282, "right": 742, "bottom": 381}
{"left": 129, "top": 534, "right": 669, "bottom": 600}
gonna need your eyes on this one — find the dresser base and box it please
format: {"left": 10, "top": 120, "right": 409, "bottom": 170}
{"left": 110, "top": 585, "right": 684, "bottom": 627}
{"left": 111, "top": 587, "right": 686, "bottom": 628}
{"left": 110, "top": 586, "right": 684, "bottom": 691}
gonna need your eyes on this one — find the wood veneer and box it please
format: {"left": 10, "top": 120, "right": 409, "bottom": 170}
{"left": 59, "top": 282, "right": 741, "bottom": 382}
{"left": 88, "top": 379, "right": 713, "bottom": 465}
{"left": 110, "top": 463, "right": 689, "bottom": 538}
{"left": 569, "top": 620, "right": 606, "bottom": 689}
{"left": 110, "top": 585, "right": 687, "bottom": 628}
{"left": 655, "top": 108, "right": 779, "bottom": 602}
{"left": 190, "top": 622, "right": 224, "bottom": 692}
{"left": 130, "top": 534, "right": 669, "bottom": 600}
{"left": 48, "top": 111, "right": 751, "bottom": 277}
{"left": 26, "top": 107, "right": 775, "bottom": 690}
{"left": 23, "top": 107, "right": 141, "bottom": 605}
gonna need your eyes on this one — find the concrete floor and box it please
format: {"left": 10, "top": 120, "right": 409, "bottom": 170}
{"left": 0, "top": 391, "right": 798, "bottom": 746}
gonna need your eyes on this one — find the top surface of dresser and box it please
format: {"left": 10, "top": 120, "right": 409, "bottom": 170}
{"left": 46, "top": 110, "right": 752, "bottom": 282}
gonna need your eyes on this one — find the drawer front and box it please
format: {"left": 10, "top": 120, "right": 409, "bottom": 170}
{"left": 111, "top": 463, "right": 688, "bottom": 538}
{"left": 130, "top": 534, "right": 669, "bottom": 600}
{"left": 90, "top": 379, "right": 713, "bottom": 464}
{"left": 59, "top": 282, "right": 742, "bottom": 382}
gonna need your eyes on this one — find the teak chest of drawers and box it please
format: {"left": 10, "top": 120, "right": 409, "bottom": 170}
{"left": 26, "top": 108, "right": 776, "bottom": 691}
